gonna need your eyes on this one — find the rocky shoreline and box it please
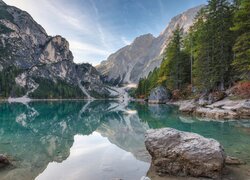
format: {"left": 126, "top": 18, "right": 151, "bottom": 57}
{"left": 168, "top": 98, "right": 250, "bottom": 120}
{"left": 136, "top": 84, "right": 250, "bottom": 120}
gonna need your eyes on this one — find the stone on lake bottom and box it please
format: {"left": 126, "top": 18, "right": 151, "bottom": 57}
{"left": 0, "top": 154, "right": 10, "bottom": 168}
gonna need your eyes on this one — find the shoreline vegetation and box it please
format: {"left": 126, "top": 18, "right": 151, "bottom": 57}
{"left": 133, "top": 0, "right": 250, "bottom": 119}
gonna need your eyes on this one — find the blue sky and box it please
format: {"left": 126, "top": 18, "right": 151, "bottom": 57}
{"left": 5, "top": 0, "right": 207, "bottom": 65}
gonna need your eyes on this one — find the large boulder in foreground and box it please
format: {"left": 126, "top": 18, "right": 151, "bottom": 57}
{"left": 148, "top": 86, "right": 172, "bottom": 104}
{"left": 145, "top": 128, "right": 225, "bottom": 179}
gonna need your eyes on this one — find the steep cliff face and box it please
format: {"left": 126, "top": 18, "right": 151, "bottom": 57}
{"left": 0, "top": 1, "right": 110, "bottom": 99}
{"left": 97, "top": 5, "right": 204, "bottom": 85}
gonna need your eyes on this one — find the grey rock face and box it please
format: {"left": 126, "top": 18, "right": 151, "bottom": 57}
{"left": 148, "top": 86, "right": 171, "bottom": 104}
{"left": 39, "top": 36, "right": 73, "bottom": 64}
{"left": 97, "top": 5, "right": 204, "bottom": 85}
{"left": 145, "top": 128, "right": 225, "bottom": 179}
{"left": 0, "top": 1, "right": 111, "bottom": 98}
{"left": 0, "top": 3, "right": 48, "bottom": 68}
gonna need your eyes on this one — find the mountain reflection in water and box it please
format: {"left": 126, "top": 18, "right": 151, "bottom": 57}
{"left": 0, "top": 101, "right": 250, "bottom": 180}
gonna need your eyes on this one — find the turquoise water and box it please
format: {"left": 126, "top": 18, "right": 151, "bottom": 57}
{"left": 0, "top": 101, "right": 250, "bottom": 180}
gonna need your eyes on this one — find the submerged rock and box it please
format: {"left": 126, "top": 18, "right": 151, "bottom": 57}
{"left": 0, "top": 154, "right": 10, "bottom": 168}
{"left": 145, "top": 128, "right": 225, "bottom": 179}
{"left": 148, "top": 86, "right": 171, "bottom": 104}
{"left": 225, "top": 156, "right": 246, "bottom": 165}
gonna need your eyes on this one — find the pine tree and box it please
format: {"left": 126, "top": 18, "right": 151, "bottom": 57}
{"left": 159, "top": 27, "right": 191, "bottom": 90}
{"left": 192, "top": 0, "right": 234, "bottom": 92}
{"left": 231, "top": 0, "right": 250, "bottom": 80}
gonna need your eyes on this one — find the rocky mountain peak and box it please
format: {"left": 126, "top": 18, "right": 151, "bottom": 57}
{"left": 158, "top": 5, "right": 204, "bottom": 54}
{"left": 0, "top": 1, "right": 112, "bottom": 99}
{"left": 97, "top": 5, "right": 204, "bottom": 85}
{"left": 132, "top": 33, "right": 154, "bottom": 44}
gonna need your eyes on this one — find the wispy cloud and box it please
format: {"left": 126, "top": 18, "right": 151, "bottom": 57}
{"left": 70, "top": 41, "right": 111, "bottom": 56}
{"left": 42, "top": 0, "right": 94, "bottom": 35}
{"left": 4, "top": 0, "right": 207, "bottom": 65}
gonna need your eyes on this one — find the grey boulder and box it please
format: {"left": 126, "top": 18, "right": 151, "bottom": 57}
{"left": 145, "top": 128, "right": 225, "bottom": 179}
{"left": 148, "top": 86, "right": 171, "bottom": 104}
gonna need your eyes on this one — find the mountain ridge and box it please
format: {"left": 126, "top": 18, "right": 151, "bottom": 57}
{"left": 96, "top": 5, "right": 204, "bottom": 85}
{"left": 0, "top": 1, "right": 112, "bottom": 99}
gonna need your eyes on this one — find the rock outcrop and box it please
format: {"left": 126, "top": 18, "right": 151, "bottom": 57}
{"left": 0, "top": 1, "right": 111, "bottom": 98}
{"left": 145, "top": 128, "right": 226, "bottom": 179}
{"left": 198, "top": 92, "right": 226, "bottom": 106}
{"left": 97, "top": 5, "right": 204, "bottom": 85}
{"left": 178, "top": 100, "right": 197, "bottom": 114}
{"left": 176, "top": 99, "right": 250, "bottom": 120}
{"left": 148, "top": 86, "right": 171, "bottom": 104}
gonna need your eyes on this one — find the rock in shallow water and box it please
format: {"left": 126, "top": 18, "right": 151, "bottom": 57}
{"left": 225, "top": 156, "right": 245, "bottom": 165}
{"left": 148, "top": 86, "right": 172, "bottom": 104}
{"left": 0, "top": 154, "right": 10, "bottom": 168}
{"left": 145, "top": 128, "right": 226, "bottom": 179}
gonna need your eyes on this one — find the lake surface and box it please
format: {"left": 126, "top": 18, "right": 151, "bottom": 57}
{"left": 0, "top": 101, "right": 250, "bottom": 180}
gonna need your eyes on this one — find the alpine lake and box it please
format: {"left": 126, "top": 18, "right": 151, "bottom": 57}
{"left": 0, "top": 100, "right": 250, "bottom": 180}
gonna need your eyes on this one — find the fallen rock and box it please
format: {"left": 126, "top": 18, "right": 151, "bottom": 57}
{"left": 0, "top": 154, "right": 10, "bottom": 168}
{"left": 225, "top": 156, "right": 246, "bottom": 165}
{"left": 145, "top": 128, "right": 225, "bottom": 179}
{"left": 148, "top": 86, "right": 172, "bottom": 104}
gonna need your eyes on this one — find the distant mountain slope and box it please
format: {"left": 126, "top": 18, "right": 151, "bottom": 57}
{"left": 0, "top": 0, "right": 111, "bottom": 99}
{"left": 96, "top": 5, "right": 204, "bottom": 85}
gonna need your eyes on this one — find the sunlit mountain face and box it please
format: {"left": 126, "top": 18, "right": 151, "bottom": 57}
{"left": 0, "top": 101, "right": 249, "bottom": 179}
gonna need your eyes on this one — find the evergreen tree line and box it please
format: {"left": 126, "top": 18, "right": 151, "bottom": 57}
{"left": 135, "top": 0, "right": 250, "bottom": 98}
{"left": 0, "top": 66, "right": 26, "bottom": 98}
